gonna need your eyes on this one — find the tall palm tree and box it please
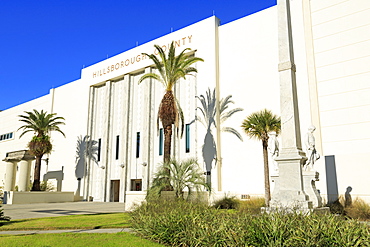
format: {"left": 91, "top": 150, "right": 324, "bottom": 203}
{"left": 139, "top": 41, "right": 204, "bottom": 163}
{"left": 241, "top": 109, "right": 280, "bottom": 206}
{"left": 148, "top": 158, "right": 210, "bottom": 200}
{"left": 18, "top": 109, "right": 65, "bottom": 191}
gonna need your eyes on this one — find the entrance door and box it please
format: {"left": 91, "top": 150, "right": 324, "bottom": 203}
{"left": 110, "top": 180, "right": 120, "bottom": 202}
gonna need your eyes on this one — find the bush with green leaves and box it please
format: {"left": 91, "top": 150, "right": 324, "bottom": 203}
{"left": 147, "top": 158, "right": 210, "bottom": 200}
{"left": 213, "top": 195, "right": 240, "bottom": 209}
{"left": 0, "top": 204, "right": 10, "bottom": 225}
{"left": 130, "top": 199, "right": 370, "bottom": 246}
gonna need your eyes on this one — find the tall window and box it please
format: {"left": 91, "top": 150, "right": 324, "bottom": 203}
{"left": 115, "top": 135, "right": 119, "bottom": 160}
{"left": 97, "top": 138, "right": 102, "bottom": 161}
{"left": 185, "top": 124, "right": 190, "bottom": 153}
{"left": 136, "top": 132, "right": 140, "bottom": 158}
{"left": 159, "top": 128, "right": 163, "bottom": 156}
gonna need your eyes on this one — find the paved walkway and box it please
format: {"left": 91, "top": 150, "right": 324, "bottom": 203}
{"left": 2, "top": 202, "right": 125, "bottom": 219}
{"left": 1, "top": 202, "right": 129, "bottom": 235}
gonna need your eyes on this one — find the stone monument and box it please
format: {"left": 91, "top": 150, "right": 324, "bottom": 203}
{"left": 270, "top": 0, "right": 312, "bottom": 210}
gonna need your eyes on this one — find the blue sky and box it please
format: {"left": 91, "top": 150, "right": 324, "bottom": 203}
{"left": 0, "top": 0, "right": 276, "bottom": 111}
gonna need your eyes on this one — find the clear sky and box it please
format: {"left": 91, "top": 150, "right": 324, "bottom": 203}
{"left": 0, "top": 0, "right": 276, "bottom": 111}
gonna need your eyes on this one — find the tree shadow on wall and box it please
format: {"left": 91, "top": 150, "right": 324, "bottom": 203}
{"left": 75, "top": 135, "right": 99, "bottom": 198}
{"left": 196, "top": 88, "right": 243, "bottom": 187}
{"left": 75, "top": 135, "right": 99, "bottom": 179}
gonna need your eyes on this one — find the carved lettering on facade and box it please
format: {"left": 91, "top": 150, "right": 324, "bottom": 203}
{"left": 92, "top": 35, "right": 194, "bottom": 79}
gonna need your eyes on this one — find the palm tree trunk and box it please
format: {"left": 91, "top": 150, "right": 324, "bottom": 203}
{"left": 163, "top": 124, "right": 172, "bottom": 163}
{"left": 32, "top": 155, "right": 43, "bottom": 191}
{"left": 262, "top": 140, "right": 271, "bottom": 206}
{"left": 163, "top": 124, "right": 173, "bottom": 191}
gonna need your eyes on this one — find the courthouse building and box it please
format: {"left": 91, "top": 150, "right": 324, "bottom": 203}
{"left": 1, "top": 0, "right": 370, "bottom": 208}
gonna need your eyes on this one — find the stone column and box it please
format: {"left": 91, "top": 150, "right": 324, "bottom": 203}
{"left": 18, "top": 160, "right": 31, "bottom": 191}
{"left": 4, "top": 161, "right": 16, "bottom": 191}
{"left": 270, "top": 0, "right": 311, "bottom": 209}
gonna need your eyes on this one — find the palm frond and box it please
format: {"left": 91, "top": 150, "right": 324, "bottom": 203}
{"left": 222, "top": 127, "right": 244, "bottom": 141}
{"left": 149, "top": 158, "right": 210, "bottom": 200}
{"left": 241, "top": 109, "right": 281, "bottom": 141}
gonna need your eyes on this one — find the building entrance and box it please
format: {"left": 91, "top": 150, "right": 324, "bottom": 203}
{"left": 110, "top": 180, "right": 120, "bottom": 202}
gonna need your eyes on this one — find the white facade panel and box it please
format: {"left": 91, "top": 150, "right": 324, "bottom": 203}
{"left": 310, "top": 0, "right": 347, "bottom": 13}
{"left": 311, "top": 0, "right": 370, "bottom": 26}
{"left": 318, "top": 72, "right": 370, "bottom": 96}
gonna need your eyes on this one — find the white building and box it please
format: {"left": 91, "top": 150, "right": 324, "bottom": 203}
{"left": 1, "top": 0, "right": 370, "bottom": 208}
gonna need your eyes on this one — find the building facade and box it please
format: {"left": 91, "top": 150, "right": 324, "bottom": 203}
{"left": 1, "top": 0, "right": 370, "bottom": 208}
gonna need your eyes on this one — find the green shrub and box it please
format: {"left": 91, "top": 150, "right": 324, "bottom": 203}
{"left": 213, "top": 195, "right": 240, "bottom": 209}
{"left": 0, "top": 204, "right": 10, "bottom": 225}
{"left": 130, "top": 199, "right": 370, "bottom": 246}
{"left": 345, "top": 198, "right": 370, "bottom": 221}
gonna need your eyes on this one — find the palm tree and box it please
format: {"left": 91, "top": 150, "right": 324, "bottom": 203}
{"left": 139, "top": 41, "right": 204, "bottom": 163}
{"left": 148, "top": 158, "right": 210, "bottom": 200}
{"left": 241, "top": 109, "right": 280, "bottom": 206}
{"left": 18, "top": 109, "right": 65, "bottom": 191}
{"left": 196, "top": 88, "right": 243, "bottom": 186}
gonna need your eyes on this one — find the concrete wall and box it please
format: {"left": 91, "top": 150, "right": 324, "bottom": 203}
{"left": 3, "top": 191, "right": 74, "bottom": 204}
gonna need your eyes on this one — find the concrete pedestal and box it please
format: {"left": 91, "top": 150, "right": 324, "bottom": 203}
{"left": 270, "top": 154, "right": 312, "bottom": 210}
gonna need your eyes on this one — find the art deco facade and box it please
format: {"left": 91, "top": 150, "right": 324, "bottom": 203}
{"left": 1, "top": 0, "right": 370, "bottom": 208}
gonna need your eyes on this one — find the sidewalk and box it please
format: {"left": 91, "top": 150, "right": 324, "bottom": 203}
{"left": 1, "top": 202, "right": 128, "bottom": 235}
{"left": 2, "top": 201, "right": 125, "bottom": 219}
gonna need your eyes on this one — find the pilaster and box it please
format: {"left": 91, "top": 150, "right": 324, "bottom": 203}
{"left": 18, "top": 160, "right": 31, "bottom": 191}
{"left": 4, "top": 161, "right": 16, "bottom": 191}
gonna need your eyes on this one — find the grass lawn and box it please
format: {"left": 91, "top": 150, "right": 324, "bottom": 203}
{"left": 0, "top": 213, "right": 165, "bottom": 247}
{"left": 0, "top": 213, "right": 130, "bottom": 230}
{"left": 0, "top": 232, "right": 163, "bottom": 247}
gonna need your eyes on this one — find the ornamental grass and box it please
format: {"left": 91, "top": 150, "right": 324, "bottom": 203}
{"left": 130, "top": 199, "right": 370, "bottom": 247}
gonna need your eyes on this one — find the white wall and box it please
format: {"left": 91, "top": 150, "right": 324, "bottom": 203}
{"left": 311, "top": 0, "right": 370, "bottom": 201}
{"left": 48, "top": 79, "right": 90, "bottom": 192}
{"left": 218, "top": 7, "right": 280, "bottom": 195}
{"left": 0, "top": 95, "right": 51, "bottom": 188}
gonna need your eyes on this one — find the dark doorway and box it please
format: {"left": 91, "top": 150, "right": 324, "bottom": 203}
{"left": 110, "top": 180, "right": 120, "bottom": 202}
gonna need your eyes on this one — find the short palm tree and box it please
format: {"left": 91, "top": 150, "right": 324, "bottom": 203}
{"left": 139, "top": 41, "right": 204, "bottom": 163}
{"left": 148, "top": 158, "right": 210, "bottom": 200}
{"left": 241, "top": 109, "right": 280, "bottom": 206}
{"left": 18, "top": 109, "right": 65, "bottom": 191}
